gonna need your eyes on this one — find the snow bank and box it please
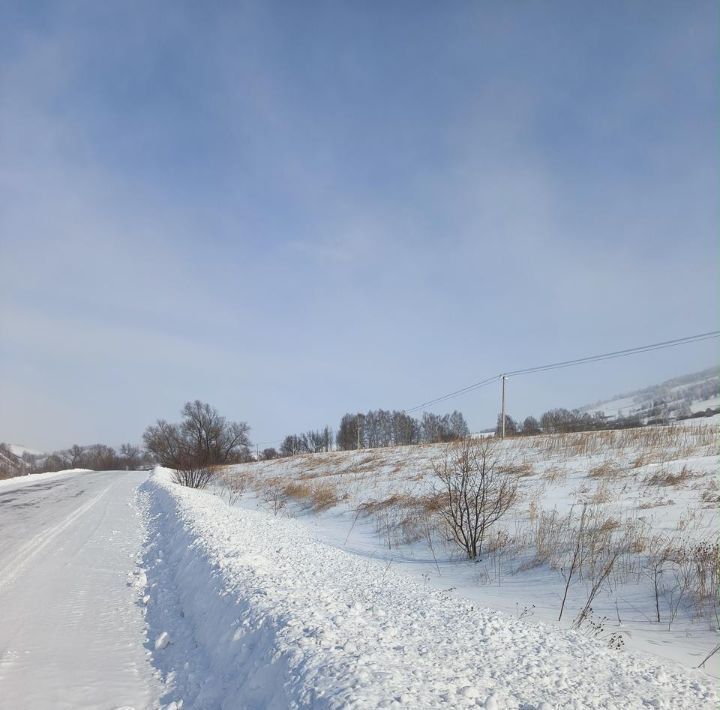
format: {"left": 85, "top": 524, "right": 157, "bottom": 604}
{"left": 139, "top": 470, "right": 718, "bottom": 709}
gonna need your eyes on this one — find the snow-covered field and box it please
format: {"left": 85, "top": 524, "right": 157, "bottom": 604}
{"left": 139, "top": 468, "right": 718, "bottom": 708}
{"left": 581, "top": 367, "right": 719, "bottom": 420}
{"left": 215, "top": 419, "right": 719, "bottom": 678}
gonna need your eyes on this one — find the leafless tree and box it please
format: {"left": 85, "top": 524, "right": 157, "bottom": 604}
{"left": 143, "top": 401, "right": 251, "bottom": 488}
{"left": 179, "top": 400, "right": 251, "bottom": 466}
{"left": 522, "top": 416, "right": 541, "bottom": 435}
{"left": 433, "top": 437, "right": 518, "bottom": 560}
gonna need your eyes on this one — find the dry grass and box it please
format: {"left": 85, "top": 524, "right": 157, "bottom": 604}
{"left": 310, "top": 482, "right": 341, "bottom": 511}
{"left": 637, "top": 497, "right": 675, "bottom": 509}
{"left": 542, "top": 467, "right": 567, "bottom": 483}
{"left": 526, "top": 423, "right": 716, "bottom": 462}
{"left": 701, "top": 489, "right": 720, "bottom": 506}
{"left": 215, "top": 422, "right": 720, "bottom": 628}
{"left": 644, "top": 464, "right": 699, "bottom": 488}
{"left": 357, "top": 492, "right": 444, "bottom": 548}
{"left": 588, "top": 481, "right": 613, "bottom": 504}
{"left": 499, "top": 461, "right": 535, "bottom": 478}
{"left": 589, "top": 460, "right": 622, "bottom": 479}
{"left": 281, "top": 479, "right": 340, "bottom": 511}
{"left": 282, "top": 480, "right": 313, "bottom": 500}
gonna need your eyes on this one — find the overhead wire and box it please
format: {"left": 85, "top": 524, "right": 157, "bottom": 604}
{"left": 403, "top": 330, "right": 720, "bottom": 413}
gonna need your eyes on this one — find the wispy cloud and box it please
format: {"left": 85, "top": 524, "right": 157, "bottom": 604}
{"left": 0, "top": 1, "right": 716, "bottom": 449}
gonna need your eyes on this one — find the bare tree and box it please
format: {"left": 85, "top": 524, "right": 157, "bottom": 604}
{"left": 495, "top": 414, "right": 517, "bottom": 437}
{"left": 179, "top": 400, "right": 251, "bottom": 465}
{"left": 143, "top": 401, "right": 251, "bottom": 488}
{"left": 522, "top": 416, "right": 541, "bottom": 435}
{"left": 433, "top": 437, "right": 518, "bottom": 560}
{"left": 143, "top": 419, "right": 186, "bottom": 469}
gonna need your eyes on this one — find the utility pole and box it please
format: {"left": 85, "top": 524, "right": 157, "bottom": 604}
{"left": 357, "top": 416, "right": 361, "bottom": 450}
{"left": 501, "top": 375, "right": 507, "bottom": 440}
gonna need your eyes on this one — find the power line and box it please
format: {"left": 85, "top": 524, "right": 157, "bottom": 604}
{"left": 505, "top": 331, "right": 720, "bottom": 378}
{"left": 404, "top": 375, "right": 500, "bottom": 414}
{"left": 403, "top": 330, "right": 720, "bottom": 414}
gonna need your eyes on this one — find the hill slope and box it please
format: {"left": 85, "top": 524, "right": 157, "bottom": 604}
{"left": 216, "top": 418, "right": 719, "bottom": 678}
{"left": 581, "top": 367, "right": 720, "bottom": 421}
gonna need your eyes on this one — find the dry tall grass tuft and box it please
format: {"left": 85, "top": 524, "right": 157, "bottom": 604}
{"left": 645, "top": 465, "right": 699, "bottom": 488}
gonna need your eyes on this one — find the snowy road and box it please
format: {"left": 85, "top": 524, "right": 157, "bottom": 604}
{"left": 0, "top": 470, "right": 161, "bottom": 710}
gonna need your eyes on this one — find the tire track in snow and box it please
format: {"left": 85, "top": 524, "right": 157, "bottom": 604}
{"left": 0, "top": 485, "right": 110, "bottom": 593}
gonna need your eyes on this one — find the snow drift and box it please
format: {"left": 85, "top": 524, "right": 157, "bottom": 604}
{"left": 139, "top": 469, "right": 718, "bottom": 709}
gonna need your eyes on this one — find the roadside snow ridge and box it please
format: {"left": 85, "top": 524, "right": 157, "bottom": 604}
{"left": 140, "top": 470, "right": 718, "bottom": 709}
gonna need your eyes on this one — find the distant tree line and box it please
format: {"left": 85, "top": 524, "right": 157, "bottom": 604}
{"left": 275, "top": 410, "right": 470, "bottom": 458}
{"left": 492, "top": 404, "right": 719, "bottom": 437}
{"left": 0, "top": 442, "right": 149, "bottom": 478}
{"left": 278, "top": 427, "right": 333, "bottom": 457}
{"left": 336, "top": 409, "right": 469, "bottom": 451}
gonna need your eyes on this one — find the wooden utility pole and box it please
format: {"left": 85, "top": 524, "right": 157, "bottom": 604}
{"left": 501, "top": 375, "right": 507, "bottom": 439}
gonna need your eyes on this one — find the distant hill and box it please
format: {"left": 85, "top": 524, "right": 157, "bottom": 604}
{"left": 0, "top": 443, "right": 46, "bottom": 478}
{"left": 7, "top": 443, "right": 43, "bottom": 458}
{"left": 0, "top": 445, "right": 25, "bottom": 479}
{"left": 581, "top": 366, "right": 720, "bottom": 423}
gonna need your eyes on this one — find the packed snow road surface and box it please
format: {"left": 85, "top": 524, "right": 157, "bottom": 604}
{"left": 0, "top": 470, "right": 162, "bottom": 710}
{"left": 140, "top": 469, "right": 719, "bottom": 709}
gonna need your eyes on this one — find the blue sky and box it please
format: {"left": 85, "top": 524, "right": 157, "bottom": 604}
{"left": 1, "top": 1, "right": 717, "bottom": 451}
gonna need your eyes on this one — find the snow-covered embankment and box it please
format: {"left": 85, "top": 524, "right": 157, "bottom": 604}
{"left": 139, "top": 469, "right": 718, "bottom": 709}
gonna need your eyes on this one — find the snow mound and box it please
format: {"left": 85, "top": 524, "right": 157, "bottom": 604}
{"left": 139, "top": 470, "right": 718, "bottom": 709}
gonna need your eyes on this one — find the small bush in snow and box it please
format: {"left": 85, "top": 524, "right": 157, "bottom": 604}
{"left": 172, "top": 466, "right": 215, "bottom": 489}
{"left": 433, "top": 437, "right": 518, "bottom": 560}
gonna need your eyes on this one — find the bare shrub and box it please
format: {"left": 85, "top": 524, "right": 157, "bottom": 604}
{"left": 558, "top": 504, "right": 587, "bottom": 621}
{"left": 573, "top": 547, "right": 621, "bottom": 628}
{"left": 172, "top": 466, "right": 214, "bottom": 489}
{"left": 263, "top": 487, "right": 287, "bottom": 516}
{"left": 217, "top": 470, "right": 250, "bottom": 504}
{"left": 433, "top": 437, "right": 518, "bottom": 559}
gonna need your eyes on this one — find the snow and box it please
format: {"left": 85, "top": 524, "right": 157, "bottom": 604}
{"left": 2, "top": 425, "right": 718, "bottom": 708}
{"left": 6, "top": 443, "right": 43, "bottom": 458}
{"left": 137, "top": 467, "right": 719, "bottom": 708}
{"left": 581, "top": 368, "right": 720, "bottom": 420}
{"left": 0, "top": 469, "right": 162, "bottom": 709}
{"left": 218, "top": 420, "right": 720, "bottom": 676}
{"left": 0, "top": 467, "right": 92, "bottom": 490}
